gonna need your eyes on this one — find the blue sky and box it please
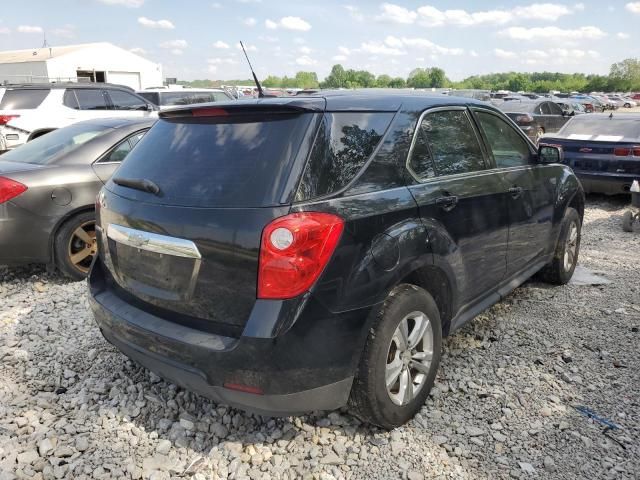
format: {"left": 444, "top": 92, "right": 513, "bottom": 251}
{"left": 0, "top": 1, "right": 637, "bottom": 81}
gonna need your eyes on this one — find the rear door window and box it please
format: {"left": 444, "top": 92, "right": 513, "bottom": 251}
{"left": 109, "top": 111, "right": 314, "bottom": 207}
{"left": 107, "top": 90, "right": 148, "bottom": 110}
{"left": 296, "top": 112, "right": 393, "bottom": 200}
{"left": 419, "top": 109, "right": 486, "bottom": 177}
{"left": 0, "top": 89, "right": 50, "bottom": 109}
{"left": 68, "top": 89, "right": 109, "bottom": 110}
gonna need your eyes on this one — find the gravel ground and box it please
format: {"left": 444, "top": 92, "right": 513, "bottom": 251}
{"left": 1, "top": 196, "right": 639, "bottom": 480}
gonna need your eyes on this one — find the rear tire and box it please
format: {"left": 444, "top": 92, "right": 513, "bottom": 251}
{"left": 349, "top": 284, "right": 442, "bottom": 429}
{"left": 622, "top": 211, "right": 634, "bottom": 232}
{"left": 54, "top": 211, "right": 97, "bottom": 281}
{"left": 538, "top": 207, "right": 581, "bottom": 285}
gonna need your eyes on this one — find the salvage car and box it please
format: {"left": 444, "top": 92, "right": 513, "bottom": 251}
{"left": 497, "top": 100, "right": 571, "bottom": 143}
{"left": 89, "top": 92, "right": 584, "bottom": 428}
{"left": 0, "top": 118, "right": 153, "bottom": 279}
{"left": 542, "top": 113, "right": 640, "bottom": 195}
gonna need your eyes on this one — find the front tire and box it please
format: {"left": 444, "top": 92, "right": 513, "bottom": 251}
{"left": 54, "top": 211, "right": 97, "bottom": 281}
{"left": 538, "top": 207, "right": 581, "bottom": 285}
{"left": 349, "top": 284, "right": 442, "bottom": 429}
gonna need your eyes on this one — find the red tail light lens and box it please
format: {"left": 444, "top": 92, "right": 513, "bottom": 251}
{"left": 614, "top": 148, "right": 630, "bottom": 156}
{"left": 633, "top": 147, "right": 640, "bottom": 157}
{"left": 0, "top": 176, "right": 28, "bottom": 204}
{"left": 258, "top": 212, "right": 344, "bottom": 299}
{"left": 0, "top": 115, "right": 19, "bottom": 126}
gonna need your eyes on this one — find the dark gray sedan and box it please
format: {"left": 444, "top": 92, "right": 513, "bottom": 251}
{"left": 0, "top": 117, "right": 154, "bottom": 279}
{"left": 497, "top": 100, "right": 571, "bottom": 144}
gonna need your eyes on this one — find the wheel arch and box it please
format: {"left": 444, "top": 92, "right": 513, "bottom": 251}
{"left": 398, "top": 264, "right": 456, "bottom": 336}
{"left": 48, "top": 205, "right": 96, "bottom": 265}
{"left": 28, "top": 128, "right": 57, "bottom": 142}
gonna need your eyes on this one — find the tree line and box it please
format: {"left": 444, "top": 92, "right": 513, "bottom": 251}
{"left": 183, "top": 58, "right": 640, "bottom": 93}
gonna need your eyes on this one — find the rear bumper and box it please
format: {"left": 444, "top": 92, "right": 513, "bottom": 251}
{"left": 575, "top": 172, "right": 639, "bottom": 195}
{"left": 88, "top": 259, "right": 368, "bottom": 416}
{"left": 0, "top": 201, "right": 54, "bottom": 265}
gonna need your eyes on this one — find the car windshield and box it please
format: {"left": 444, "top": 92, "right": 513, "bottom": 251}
{"left": 558, "top": 116, "right": 640, "bottom": 141}
{"left": 0, "top": 123, "right": 110, "bottom": 165}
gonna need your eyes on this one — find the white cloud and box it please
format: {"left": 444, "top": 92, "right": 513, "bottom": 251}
{"left": 617, "top": 32, "right": 630, "bottom": 39}
{"left": 344, "top": 5, "right": 364, "bottom": 22}
{"left": 361, "top": 41, "right": 406, "bottom": 56}
{"left": 52, "top": 25, "right": 75, "bottom": 38}
{"left": 295, "top": 55, "right": 317, "bottom": 66}
{"left": 243, "top": 17, "right": 257, "bottom": 27}
{"left": 298, "top": 46, "right": 312, "bottom": 54}
{"left": 384, "top": 36, "right": 464, "bottom": 56}
{"left": 138, "top": 17, "right": 175, "bottom": 29}
{"left": 170, "top": 49, "right": 183, "bottom": 56}
{"left": 548, "top": 48, "right": 598, "bottom": 58}
{"left": 211, "top": 2, "right": 222, "bottom": 8}
{"left": 208, "top": 57, "right": 239, "bottom": 65}
{"left": 281, "top": 16, "right": 311, "bottom": 31}
{"left": 377, "top": 3, "right": 417, "bottom": 24}
{"left": 574, "top": 3, "right": 585, "bottom": 10}
{"left": 236, "top": 43, "right": 257, "bottom": 51}
{"left": 469, "top": 50, "right": 478, "bottom": 57}
{"left": 236, "top": 0, "right": 262, "bottom": 3}
{"left": 17, "top": 25, "right": 43, "bottom": 33}
{"left": 160, "top": 39, "right": 188, "bottom": 49}
{"left": 626, "top": 2, "right": 640, "bottom": 13}
{"left": 130, "top": 47, "right": 147, "bottom": 55}
{"left": 212, "top": 40, "right": 230, "bottom": 49}
{"left": 338, "top": 46, "right": 351, "bottom": 55}
{"left": 0, "top": 27, "right": 10, "bottom": 35}
{"left": 98, "top": 0, "right": 144, "bottom": 7}
{"left": 208, "top": 65, "right": 218, "bottom": 74}
{"left": 379, "top": 3, "right": 580, "bottom": 28}
{"left": 332, "top": 55, "right": 348, "bottom": 61}
{"left": 525, "top": 49, "right": 549, "bottom": 58}
{"left": 266, "top": 16, "right": 311, "bottom": 31}
{"left": 499, "top": 25, "right": 606, "bottom": 41}
{"left": 494, "top": 48, "right": 516, "bottom": 58}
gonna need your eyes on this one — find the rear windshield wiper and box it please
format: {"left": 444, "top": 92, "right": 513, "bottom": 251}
{"left": 112, "top": 177, "right": 160, "bottom": 195}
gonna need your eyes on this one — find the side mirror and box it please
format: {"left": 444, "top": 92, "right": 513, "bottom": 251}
{"left": 538, "top": 144, "right": 564, "bottom": 164}
{"left": 146, "top": 103, "right": 156, "bottom": 112}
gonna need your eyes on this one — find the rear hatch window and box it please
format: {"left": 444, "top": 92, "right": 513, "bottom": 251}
{"left": 559, "top": 116, "right": 640, "bottom": 142}
{"left": 0, "top": 89, "right": 50, "bottom": 110}
{"left": 108, "top": 110, "right": 315, "bottom": 207}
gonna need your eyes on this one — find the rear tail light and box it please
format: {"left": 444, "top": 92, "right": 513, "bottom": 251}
{"left": 258, "top": 212, "right": 344, "bottom": 299}
{"left": 614, "top": 148, "right": 630, "bottom": 156}
{"left": 515, "top": 114, "right": 534, "bottom": 123}
{"left": 633, "top": 148, "right": 640, "bottom": 157}
{"left": 0, "top": 115, "right": 19, "bottom": 126}
{"left": 0, "top": 176, "right": 28, "bottom": 204}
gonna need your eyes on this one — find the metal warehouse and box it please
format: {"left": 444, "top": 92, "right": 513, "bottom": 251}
{"left": 0, "top": 42, "right": 163, "bottom": 90}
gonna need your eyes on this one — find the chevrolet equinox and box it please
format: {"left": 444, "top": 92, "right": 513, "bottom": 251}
{"left": 89, "top": 92, "right": 584, "bottom": 428}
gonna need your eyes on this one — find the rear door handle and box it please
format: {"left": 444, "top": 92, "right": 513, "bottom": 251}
{"left": 508, "top": 186, "right": 524, "bottom": 198}
{"left": 435, "top": 195, "right": 458, "bottom": 211}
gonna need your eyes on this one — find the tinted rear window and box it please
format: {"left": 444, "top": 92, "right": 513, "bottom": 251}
{"left": 109, "top": 112, "right": 314, "bottom": 207}
{"left": 558, "top": 116, "right": 640, "bottom": 141}
{"left": 296, "top": 112, "right": 393, "bottom": 200}
{"left": 0, "top": 89, "right": 50, "bottom": 109}
{"left": 0, "top": 122, "right": 109, "bottom": 165}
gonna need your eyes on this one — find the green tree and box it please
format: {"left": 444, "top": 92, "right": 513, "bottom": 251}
{"left": 376, "top": 74, "right": 393, "bottom": 88}
{"left": 262, "top": 75, "right": 282, "bottom": 88}
{"left": 427, "top": 67, "right": 448, "bottom": 88}
{"left": 407, "top": 70, "right": 431, "bottom": 88}
{"left": 388, "top": 77, "right": 406, "bottom": 88}
{"left": 322, "top": 64, "right": 347, "bottom": 88}
{"left": 610, "top": 58, "right": 640, "bottom": 91}
{"left": 295, "top": 71, "right": 319, "bottom": 88}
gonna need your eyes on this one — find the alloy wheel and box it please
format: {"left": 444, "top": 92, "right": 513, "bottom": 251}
{"left": 385, "top": 311, "right": 434, "bottom": 406}
{"left": 563, "top": 221, "right": 578, "bottom": 272}
{"left": 68, "top": 220, "right": 97, "bottom": 274}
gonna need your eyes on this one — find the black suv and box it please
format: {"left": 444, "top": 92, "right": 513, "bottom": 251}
{"left": 89, "top": 92, "right": 584, "bottom": 428}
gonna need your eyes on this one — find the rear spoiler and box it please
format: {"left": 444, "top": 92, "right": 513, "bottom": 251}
{"left": 160, "top": 99, "right": 326, "bottom": 119}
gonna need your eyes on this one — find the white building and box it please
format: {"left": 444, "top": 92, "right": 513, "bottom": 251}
{"left": 0, "top": 42, "right": 162, "bottom": 90}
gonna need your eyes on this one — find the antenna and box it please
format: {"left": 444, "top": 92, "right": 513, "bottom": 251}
{"left": 42, "top": 31, "right": 50, "bottom": 49}
{"left": 239, "top": 41, "right": 264, "bottom": 98}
